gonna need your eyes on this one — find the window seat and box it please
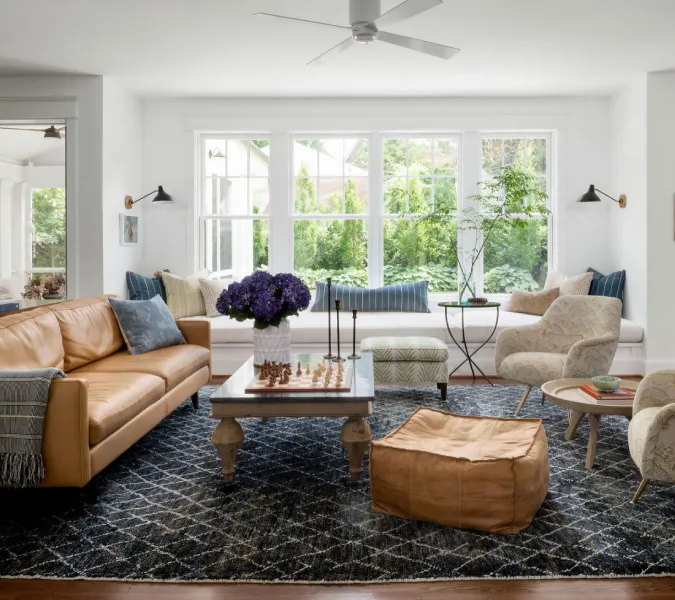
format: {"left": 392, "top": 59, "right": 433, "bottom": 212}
{"left": 181, "top": 310, "right": 644, "bottom": 377}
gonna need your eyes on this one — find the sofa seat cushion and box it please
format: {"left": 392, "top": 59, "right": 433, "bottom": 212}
{"left": 498, "top": 352, "right": 567, "bottom": 387}
{"left": 181, "top": 311, "right": 454, "bottom": 345}
{"left": 361, "top": 336, "right": 449, "bottom": 362}
{"left": 70, "top": 345, "right": 211, "bottom": 392}
{"left": 71, "top": 372, "right": 165, "bottom": 445}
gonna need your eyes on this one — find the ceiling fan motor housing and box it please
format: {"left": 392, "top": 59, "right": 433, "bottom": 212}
{"left": 349, "top": 0, "right": 380, "bottom": 25}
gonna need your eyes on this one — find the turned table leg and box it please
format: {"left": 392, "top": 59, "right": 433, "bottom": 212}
{"left": 212, "top": 417, "right": 244, "bottom": 482}
{"left": 586, "top": 414, "right": 601, "bottom": 469}
{"left": 340, "top": 416, "right": 372, "bottom": 482}
{"left": 565, "top": 410, "right": 585, "bottom": 441}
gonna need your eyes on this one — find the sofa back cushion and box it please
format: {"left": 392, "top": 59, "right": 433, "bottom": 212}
{"left": 0, "top": 307, "right": 65, "bottom": 370}
{"left": 50, "top": 296, "right": 124, "bottom": 371}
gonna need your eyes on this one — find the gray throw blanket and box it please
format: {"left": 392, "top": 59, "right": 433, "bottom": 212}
{"left": 0, "top": 368, "right": 66, "bottom": 487}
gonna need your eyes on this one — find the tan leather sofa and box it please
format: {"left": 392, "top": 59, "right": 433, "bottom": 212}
{"left": 0, "top": 295, "right": 211, "bottom": 487}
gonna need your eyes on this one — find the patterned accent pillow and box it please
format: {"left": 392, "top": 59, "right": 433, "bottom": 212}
{"left": 559, "top": 272, "right": 593, "bottom": 296}
{"left": 310, "top": 281, "right": 431, "bottom": 313}
{"left": 507, "top": 287, "right": 560, "bottom": 316}
{"left": 587, "top": 268, "right": 626, "bottom": 302}
{"left": 199, "top": 278, "right": 229, "bottom": 318}
{"left": 161, "top": 271, "right": 208, "bottom": 320}
{"left": 126, "top": 270, "right": 168, "bottom": 302}
{"left": 109, "top": 295, "right": 185, "bottom": 355}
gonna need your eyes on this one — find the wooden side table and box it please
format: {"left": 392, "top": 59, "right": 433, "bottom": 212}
{"left": 541, "top": 378, "right": 638, "bottom": 469}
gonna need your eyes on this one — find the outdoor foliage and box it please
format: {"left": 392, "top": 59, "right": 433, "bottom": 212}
{"left": 32, "top": 188, "right": 66, "bottom": 269}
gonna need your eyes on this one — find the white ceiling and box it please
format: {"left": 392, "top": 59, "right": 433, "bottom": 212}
{"left": 0, "top": 0, "right": 674, "bottom": 97}
{"left": 0, "top": 127, "right": 66, "bottom": 166}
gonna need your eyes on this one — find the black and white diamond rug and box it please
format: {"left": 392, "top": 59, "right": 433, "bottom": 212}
{"left": 1, "top": 384, "right": 674, "bottom": 583}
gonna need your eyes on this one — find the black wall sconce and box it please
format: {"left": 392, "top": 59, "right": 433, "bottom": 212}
{"left": 577, "top": 184, "right": 627, "bottom": 208}
{"left": 124, "top": 186, "right": 174, "bottom": 210}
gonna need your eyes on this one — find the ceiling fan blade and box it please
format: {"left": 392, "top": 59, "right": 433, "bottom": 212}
{"left": 307, "top": 37, "right": 356, "bottom": 66}
{"left": 377, "top": 31, "right": 459, "bottom": 60}
{"left": 254, "top": 13, "right": 350, "bottom": 31}
{"left": 375, "top": 0, "right": 443, "bottom": 29}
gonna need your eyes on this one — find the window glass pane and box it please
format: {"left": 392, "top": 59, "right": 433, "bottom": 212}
{"left": 527, "top": 138, "right": 547, "bottom": 175}
{"left": 383, "top": 218, "right": 458, "bottom": 293}
{"left": 407, "top": 139, "right": 432, "bottom": 177}
{"left": 31, "top": 188, "right": 66, "bottom": 269}
{"left": 294, "top": 220, "right": 368, "bottom": 292}
{"left": 345, "top": 139, "right": 369, "bottom": 173}
{"left": 251, "top": 178, "right": 270, "bottom": 214}
{"left": 203, "top": 218, "right": 268, "bottom": 278}
{"left": 434, "top": 139, "right": 458, "bottom": 176}
{"left": 295, "top": 178, "right": 318, "bottom": 213}
{"left": 384, "top": 177, "right": 408, "bottom": 214}
{"left": 384, "top": 139, "right": 407, "bottom": 177}
{"left": 295, "top": 139, "right": 319, "bottom": 176}
{"left": 407, "top": 178, "right": 432, "bottom": 213}
{"left": 483, "top": 218, "right": 548, "bottom": 293}
{"left": 344, "top": 177, "right": 368, "bottom": 215}
{"left": 205, "top": 139, "right": 226, "bottom": 176}
{"left": 503, "top": 138, "right": 525, "bottom": 169}
{"left": 318, "top": 139, "right": 344, "bottom": 177}
{"left": 318, "top": 178, "right": 343, "bottom": 214}
{"left": 227, "top": 139, "right": 249, "bottom": 177}
{"left": 482, "top": 138, "right": 502, "bottom": 178}
{"left": 250, "top": 141, "right": 270, "bottom": 177}
{"left": 434, "top": 177, "right": 457, "bottom": 212}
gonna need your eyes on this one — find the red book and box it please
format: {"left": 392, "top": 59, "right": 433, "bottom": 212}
{"left": 579, "top": 384, "right": 635, "bottom": 401}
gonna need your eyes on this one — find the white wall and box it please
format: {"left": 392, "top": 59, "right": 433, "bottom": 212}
{"left": 609, "top": 77, "right": 648, "bottom": 325}
{"left": 142, "top": 96, "right": 612, "bottom": 279}
{"left": 645, "top": 71, "right": 675, "bottom": 371}
{"left": 101, "top": 79, "right": 144, "bottom": 297}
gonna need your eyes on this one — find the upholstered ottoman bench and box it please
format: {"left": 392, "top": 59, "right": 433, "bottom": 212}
{"left": 370, "top": 408, "right": 549, "bottom": 534}
{"left": 360, "top": 336, "right": 449, "bottom": 400}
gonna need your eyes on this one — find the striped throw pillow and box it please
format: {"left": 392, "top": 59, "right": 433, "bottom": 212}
{"left": 126, "top": 270, "right": 168, "bottom": 302}
{"left": 310, "top": 281, "right": 430, "bottom": 313}
{"left": 161, "top": 271, "right": 208, "bottom": 319}
{"left": 587, "top": 268, "right": 626, "bottom": 302}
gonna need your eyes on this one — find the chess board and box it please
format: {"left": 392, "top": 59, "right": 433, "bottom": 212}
{"left": 245, "top": 366, "right": 353, "bottom": 394}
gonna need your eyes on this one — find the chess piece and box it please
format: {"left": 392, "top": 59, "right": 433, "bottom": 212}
{"left": 266, "top": 376, "right": 275, "bottom": 388}
{"left": 306, "top": 364, "right": 310, "bottom": 375}
{"left": 296, "top": 361, "right": 302, "bottom": 377}
{"left": 312, "top": 372, "right": 319, "bottom": 383}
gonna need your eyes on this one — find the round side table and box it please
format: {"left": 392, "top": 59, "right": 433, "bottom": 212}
{"left": 438, "top": 301, "right": 501, "bottom": 385}
{"left": 541, "top": 378, "right": 637, "bottom": 469}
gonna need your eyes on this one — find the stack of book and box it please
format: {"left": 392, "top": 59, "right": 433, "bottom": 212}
{"left": 579, "top": 384, "right": 635, "bottom": 405}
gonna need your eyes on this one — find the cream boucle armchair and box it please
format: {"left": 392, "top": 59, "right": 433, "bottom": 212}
{"left": 628, "top": 371, "right": 675, "bottom": 504}
{"left": 495, "top": 295, "right": 622, "bottom": 416}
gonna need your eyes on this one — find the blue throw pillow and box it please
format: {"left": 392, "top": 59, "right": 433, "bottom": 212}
{"left": 126, "top": 270, "right": 168, "bottom": 302}
{"left": 311, "top": 281, "right": 431, "bottom": 313}
{"left": 109, "top": 295, "right": 185, "bottom": 355}
{"left": 586, "top": 268, "right": 626, "bottom": 302}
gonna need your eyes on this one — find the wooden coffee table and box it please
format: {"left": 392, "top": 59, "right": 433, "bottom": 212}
{"left": 541, "top": 378, "right": 638, "bottom": 469}
{"left": 209, "top": 353, "right": 375, "bottom": 483}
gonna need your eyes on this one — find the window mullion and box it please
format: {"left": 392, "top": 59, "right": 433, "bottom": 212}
{"left": 269, "top": 132, "right": 291, "bottom": 274}
{"left": 369, "top": 133, "right": 383, "bottom": 288}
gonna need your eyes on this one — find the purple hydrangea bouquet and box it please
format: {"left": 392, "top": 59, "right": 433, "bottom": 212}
{"left": 216, "top": 271, "right": 311, "bottom": 330}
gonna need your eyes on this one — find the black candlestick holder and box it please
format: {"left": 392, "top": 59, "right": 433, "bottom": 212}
{"left": 323, "top": 277, "right": 334, "bottom": 359}
{"left": 349, "top": 309, "right": 360, "bottom": 359}
{"left": 333, "top": 299, "right": 346, "bottom": 362}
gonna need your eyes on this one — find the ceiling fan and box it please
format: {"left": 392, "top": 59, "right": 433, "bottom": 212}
{"left": 0, "top": 125, "right": 66, "bottom": 139}
{"left": 255, "top": 0, "right": 459, "bottom": 65}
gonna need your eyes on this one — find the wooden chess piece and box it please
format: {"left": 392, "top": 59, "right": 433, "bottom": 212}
{"left": 266, "top": 376, "right": 275, "bottom": 388}
{"left": 296, "top": 362, "right": 302, "bottom": 377}
{"left": 306, "top": 364, "right": 310, "bottom": 375}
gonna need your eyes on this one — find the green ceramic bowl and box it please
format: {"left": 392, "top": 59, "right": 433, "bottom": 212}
{"left": 592, "top": 375, "right": 622, "bottom": 392}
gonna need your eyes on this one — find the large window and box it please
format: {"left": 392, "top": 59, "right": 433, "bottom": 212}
{"left": 31, "top": 188, "right": 66, "bottom": 271}
{"left": 200, "top": 137, "right": 270, "bottom": 279}
{"left": 292, "top": 137, "right": 369, "bottom": 290}
{"left": 481, "top": 136, "right": 550, "bottom": 293}
{"left": 197, "top": 132, "right": 552, "bottom": 296}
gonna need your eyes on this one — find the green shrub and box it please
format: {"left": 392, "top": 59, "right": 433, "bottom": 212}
{"left": 483, "top": 265, "right": 539, "bottom": 293}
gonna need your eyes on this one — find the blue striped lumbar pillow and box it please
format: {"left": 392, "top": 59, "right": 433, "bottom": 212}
{"left": 310, "top": 281, "right": 431, "bottom": 313}
{"left": 126, "top": 270, "right": 168, "bottom": 302}
{"left": 586, "top": 268, "right": 626, "bottom": 302}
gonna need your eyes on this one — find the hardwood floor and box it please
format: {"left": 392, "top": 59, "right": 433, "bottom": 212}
{"left": 2, "top": 376, "right": 663, "bottom": 600}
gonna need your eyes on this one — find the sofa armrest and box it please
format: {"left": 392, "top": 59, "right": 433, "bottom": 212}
{"left": 177, "top": 320, "right": 211, "bottom": 350}
{"left": 633, "top": 370, "right": 675, "bottom": 417}
{"left": 562, "top": 335, "right": 619, "bottom": 379}
{"left": 494, "top": 323, "right": 542, "bottom": 372}
{"left": 41, "top": 378, "right": 91, "bottom": 487}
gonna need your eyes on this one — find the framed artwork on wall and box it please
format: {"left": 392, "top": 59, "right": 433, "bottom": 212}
{"left": 120, "top": 214, "right": 139, "bottom": 246}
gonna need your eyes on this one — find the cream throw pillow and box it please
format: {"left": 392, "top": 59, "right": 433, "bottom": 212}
{"left": 199, "top": 278, "right": 229, "bottom": 318}
{"left": 161, "top": 270, "right": 208, "bottom": 319}
{"left": 559, "top": 271, "right": 593, "bottom": 296}
{"left": 508, "top": 287, "right": 559, "bottom": 316}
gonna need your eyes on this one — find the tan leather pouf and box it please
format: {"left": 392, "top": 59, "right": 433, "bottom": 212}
{"left": 370, "top": 408, "right": 549, "bottom": 535}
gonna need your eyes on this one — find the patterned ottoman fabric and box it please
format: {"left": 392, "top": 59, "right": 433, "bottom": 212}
{"left": 370, "top": 408, "right": 550, "bottom": 535}
{"left": 361, "top": 336, "right": 449, "bottom": 363}
{"left": 373, "top": 361, "right": 448, "bottom": 386}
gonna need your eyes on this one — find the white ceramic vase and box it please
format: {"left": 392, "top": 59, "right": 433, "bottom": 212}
{"left": 252, "top": 318, "right": 291, "bottom": 366}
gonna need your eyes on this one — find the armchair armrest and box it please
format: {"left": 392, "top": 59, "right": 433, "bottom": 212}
{"left": 40, "top": 378, "right": 91, "bottom": 487}
{"left": 633, "top": 370, "right": 675, "bottom": 416}
{"left": 562, "top": 335, "right": 619, "bottom": 379}
{"left": 495, "top": 323, "right": 542, "bottom": 372}
{"left": 177, "top": 319, "right": 211, "bottom": 351}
